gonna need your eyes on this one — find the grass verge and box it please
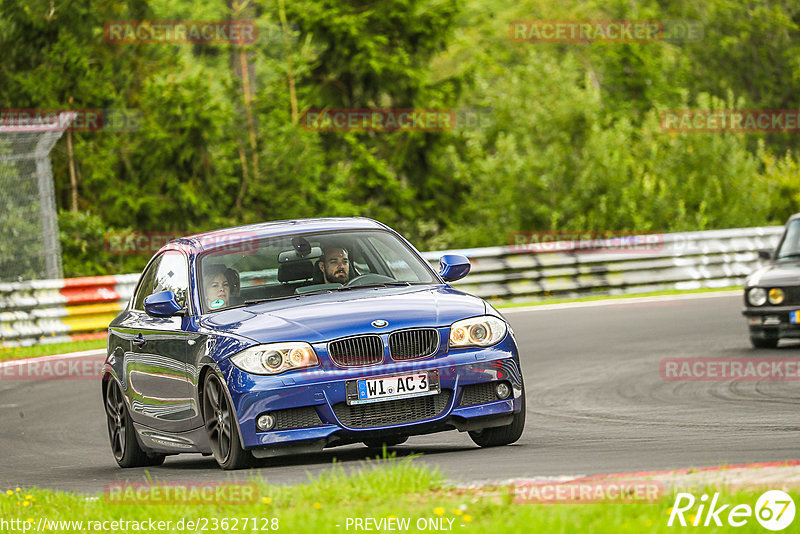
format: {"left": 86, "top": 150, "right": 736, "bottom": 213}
{"left": 0, "top": 339, "right": 106, "bottom": 363}
{"left": 1, "top": 457, "right": 795, "bottom": 533}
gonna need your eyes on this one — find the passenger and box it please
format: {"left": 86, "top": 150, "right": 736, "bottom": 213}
{"left": 203, "top": 264, "right": 231, "bottom": 310}
{"left": 318, "top": 246, "right": 350, "bottom": 284}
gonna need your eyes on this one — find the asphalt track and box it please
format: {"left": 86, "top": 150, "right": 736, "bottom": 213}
{"left": 2, "top": 293, "right": 799, "bottom": 494}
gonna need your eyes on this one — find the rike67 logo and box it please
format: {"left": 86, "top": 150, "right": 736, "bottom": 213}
{"left": 668, "top": 490, "right": 795, "bottom": 531}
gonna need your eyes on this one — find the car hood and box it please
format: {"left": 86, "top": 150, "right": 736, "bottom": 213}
{"left": 200, "top": 285, "right": 487, "bottom": 344}
{"left": 746, "top": 261, "right": 800, "bottom": 286}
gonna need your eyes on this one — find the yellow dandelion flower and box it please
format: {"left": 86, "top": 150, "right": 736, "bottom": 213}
{"left": 25, "top": 495, "right": 32, "bottom": 500}
{"left": 15, "top": 488, "right": 21, "bottom": 492}
{"left": 22, "top": 501, "right": 30, "bottom": 507}
{"left": 27, "top": 519, "right": 34, "bottom": 523}
{"left": 6, "top": 490, "right": 12, "bottom": 496}
{"left": 453, "top": 509, "right": 463, "bottom": 516}
{"left": 463, "top": 515, "right": 472, "bottom": 523}
{"left": 689, "top": 514, "right": 696, "bottom": 524}
{"left": 314, "top": 502, "right": 322, "bottom": 509}
{"left": 261, "top": 497, "right": 272, "bottom": 504}
{"left": 433, "top": 507, "right": 445, "bottom": 516}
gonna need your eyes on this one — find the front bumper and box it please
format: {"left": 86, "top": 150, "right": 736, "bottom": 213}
{"left": 218, "top": 335, "right": 524, "bottom": 452}
{"left": 742, "top": 306, "right": 800, "bottom": 339}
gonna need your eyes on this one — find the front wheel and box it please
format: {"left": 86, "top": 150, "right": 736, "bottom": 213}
{"left": 468, "top": 389, "right": 526, "bottom": 448}
{"left": 203, "top": 372, "right": 252, "bottom": 470}
{"left": 105, "top": 379, "right": 166, "bottom": 468}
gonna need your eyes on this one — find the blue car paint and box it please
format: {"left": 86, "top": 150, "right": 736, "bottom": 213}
{"left": 103, "top": 217, "right": 524, "bottom": 458}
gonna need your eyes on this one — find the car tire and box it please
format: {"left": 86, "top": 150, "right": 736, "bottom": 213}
{"left": 203, "top": 372, "right": 253, "bottom": 470}
{"left": 105, "top": 379, "right": 166, "bottom": 468}
{"left": 363, "top": 436, "right": 408, "bottom": 449}
{"left": 751, "top": 336, "right": 779, "bottom": 349}
{"left": 468, "top": 388, "right": 526, "bottom": 448}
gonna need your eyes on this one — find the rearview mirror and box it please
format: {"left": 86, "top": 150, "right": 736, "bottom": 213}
{"left": 144, "top": 290, "right": 184, "bottom": 317}
{"left": 439, "top": 254, "right": 471, "bottom": 282}
{"left": 757, "top": 248, "right": 773, "bottom": 260}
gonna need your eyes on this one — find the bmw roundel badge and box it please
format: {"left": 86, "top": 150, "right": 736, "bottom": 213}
{"left": 371, "top": 319, "right": 389, "bottom": 328}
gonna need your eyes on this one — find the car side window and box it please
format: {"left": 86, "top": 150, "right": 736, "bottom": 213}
{"left": 132, "top": 256, "right": 162, "bottom": 310}
{"left": 152, "top": 251, "right": 189, "bottom": 308}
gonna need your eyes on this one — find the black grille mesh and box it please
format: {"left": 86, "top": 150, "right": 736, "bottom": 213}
{"left": 328, "top": 335, "right": 384, "bottom": 366}
{"left": 389, "top": 329, "right": 439, "bottom": 360}
{"left": 272, "top": 406, "right": 324, "bottom": 430}
{"left": 459, "top": 382, "right": 498, "bottom": 406}
{"left": 333, "top": 390, "right": 451, "bottom": 428}
{"left": 781, "top": 287, "right": 800, "bottom": 306}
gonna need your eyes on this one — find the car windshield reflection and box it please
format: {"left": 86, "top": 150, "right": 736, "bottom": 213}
{"left": 199, "top": 230, "right": 437, "bottom": 313}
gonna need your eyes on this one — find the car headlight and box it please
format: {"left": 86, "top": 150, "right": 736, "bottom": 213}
{"left": 449, "top": 316, "right": 507, "bottom": 348}
{"left": 230, "top": 342, "right": 319, "bottom": 375}
{"left": 747, "top": 287, "right": 767, "bottom": 306}
{"left": 768, "top": 288, "right": 785, "bottom": 305}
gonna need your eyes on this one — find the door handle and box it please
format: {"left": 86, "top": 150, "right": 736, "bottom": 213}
{"left": 133, "top": 333, "right": 146, "bottom": 348}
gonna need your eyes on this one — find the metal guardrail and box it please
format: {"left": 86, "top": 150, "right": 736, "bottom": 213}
{"left": 0, "top": 226, "right": 785, "bottom": 348}
{"left": 421, "top": 226, "right": 784, "bottom": 302}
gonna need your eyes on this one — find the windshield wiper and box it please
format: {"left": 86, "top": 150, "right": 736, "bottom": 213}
{"left": 243, "top": 294, "right": 302, "bottom": 305}
{"left": 335, "top": 281, "right": 412, "bottom": 291}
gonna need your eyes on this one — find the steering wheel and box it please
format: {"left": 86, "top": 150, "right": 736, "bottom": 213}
{"left": 344, "top": 273, "right": 396, "bottom": 287}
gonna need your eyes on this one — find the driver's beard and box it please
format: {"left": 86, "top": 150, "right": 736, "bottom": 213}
{"left": 327, "top": 268, "right": 348, "bottom": 283}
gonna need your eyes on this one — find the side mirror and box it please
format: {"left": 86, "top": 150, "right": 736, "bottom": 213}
{"left": 757, "top": 248, "right": 773, "bottom": 261}
{"left": 439, "top": 254, "right": 471, "bottom": 282}
{"left": 144, "top": 290, "right": 184, "bottom": 317}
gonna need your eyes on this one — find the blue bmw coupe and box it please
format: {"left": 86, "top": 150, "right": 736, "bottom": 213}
{"left": 103, "top": 218, "right": 526, "bottom": 469}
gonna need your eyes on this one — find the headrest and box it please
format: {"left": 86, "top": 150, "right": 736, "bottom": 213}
{"left": 277, "top": 260, "right": 315, "bottom": 283}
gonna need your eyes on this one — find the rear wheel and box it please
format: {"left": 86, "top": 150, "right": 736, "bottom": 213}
{"left": 203, "top": 373, "right": 252, "bottom": 470}
{"left": 105, "top": 380, "right": 166, "bottom": 468}
{"left": 751, "top": 336, "right": 779, "bottom": 349}
{"left": 468, "top": 389, "right": 526, "bottom": 448}
{"left": 363, "top": 436, "right": 408, "bottom": 449}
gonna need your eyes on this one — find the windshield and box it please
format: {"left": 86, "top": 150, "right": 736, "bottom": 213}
{"left": 198, "top": 230, "right": 437, "bottom": 313}
{"left": 776, "top": 219, "right": 800, "bottom": 260}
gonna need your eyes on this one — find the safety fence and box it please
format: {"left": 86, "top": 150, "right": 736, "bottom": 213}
{"left": 0, "top": 226, "right": 786, "bottom": 348}
{"left": 421, "top": 226, "right": 784, "bottom": 301}
{"left": 0, "top": 274, "right": 139, "bottom": 347}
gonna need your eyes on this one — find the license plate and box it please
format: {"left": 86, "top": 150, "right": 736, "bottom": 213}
{"left": 791, "top": 311, "right": 800, "bottom": 324}
{"left": 347, "top": 371, "right": 439, "bottom": 405}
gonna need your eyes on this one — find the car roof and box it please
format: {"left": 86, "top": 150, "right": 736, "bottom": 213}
{"left": 163, "top": 217, "right": 390, "bottom": 254}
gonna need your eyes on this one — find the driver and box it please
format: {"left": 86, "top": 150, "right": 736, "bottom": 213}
{"left": 318, "top": 246, "right": 350, "bottom": 284}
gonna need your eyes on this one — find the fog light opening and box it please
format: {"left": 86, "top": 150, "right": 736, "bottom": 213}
{"left": 495, "top": 382, "right": 511, "bottom": 400}
{"left": 256, "top": 413, "right": 275, "bottom": 431}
